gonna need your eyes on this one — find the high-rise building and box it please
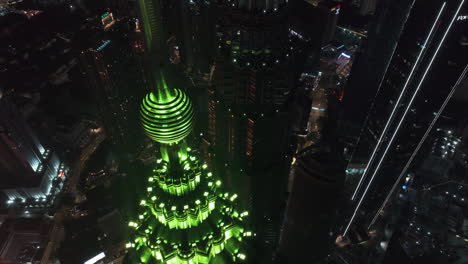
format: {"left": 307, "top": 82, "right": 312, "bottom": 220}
{"left": 79, "top": 43, "right": 126, "bottom": 146}
{"left": 196, "top": 5, "right": 297, "bottom": 262}
{"left": 277, "top": 145, "right": 345, "bottom": 263}
{"left": 341, "top": 0, "right": 467, "bottom": 242}
{"left": 0, "top": 93, "right": 66, "bottom": 208}
{"left": 342, "top": 0, "right": 415, "bottom": 160}
{"left": 78, "top": 15, "right": 142, "bottom": 151}
{"left": 124, "top": 0, "right": 251, "bottom": 263}
{"left": 210, "top": 1, "right": 293, "bottom": 243}
{"left": 162, "top": 0, "right": 216, "bottom": 76}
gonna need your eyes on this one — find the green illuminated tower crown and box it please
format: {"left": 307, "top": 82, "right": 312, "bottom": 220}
{"left": 126, "top": 1, "right": 251, "bottom": 263}
{"left": 140, "top": 73, "right": 194, "bottom": 144}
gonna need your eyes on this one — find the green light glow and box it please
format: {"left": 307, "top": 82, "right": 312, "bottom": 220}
{"left": 127, "top": 149, "right": 251, "bottom": 263}
{"left": 140, "top": 88, "right": 194, "bottom": 144}
{"left": 131, "top": 62, "right": 250, "bottom": 264}
{"left": 131, "top": 0, "right": 250, "bottom": 261}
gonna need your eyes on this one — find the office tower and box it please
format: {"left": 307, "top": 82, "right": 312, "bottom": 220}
{"left": 155, "top": 0, "right": 217, "bottom": 137}
{"left": 79, "top": 43, "right": 126, "bottom": 146}
{"left": 342, "top": 0, "right": 415, "bottom": 161}
{"left": 162, "top": 0, "right": 216, "bottom": 76}
{"left": 78, "top": 17, "right": 141, "bottom": 150}
{"left": 125, "top": 0, "right": 251, "bottom": 263}
{"left": 277, "top": 56, "right": 346, "bottom": 261}
{"left": 0, "top": 94, "right": 66, "bottom": 206}
{"left": 341, "top": 0, "right": 467, "bottom": 241}
{"left": 278, "top": 145, "right": 345, "bottom": 263}
{"left": 210, "top": 3, "right": 293, "bottom": 251}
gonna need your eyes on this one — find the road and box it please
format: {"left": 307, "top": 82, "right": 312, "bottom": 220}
{"left": 66, "top": 131, "right": 107, "bottom": 197}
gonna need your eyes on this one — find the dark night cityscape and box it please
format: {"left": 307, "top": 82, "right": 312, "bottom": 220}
{"left": 0, "top": 0, "right": 467, "bottom": 263}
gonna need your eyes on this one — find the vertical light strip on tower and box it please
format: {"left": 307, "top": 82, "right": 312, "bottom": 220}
{"left": 344, "top": 0, "right": 465, "bottom": 236}
{"left": 350, "top": 2, "right": 447, "bottom": 201}
{"left": 368, "top": 65, "right": 468, "bottom": 229}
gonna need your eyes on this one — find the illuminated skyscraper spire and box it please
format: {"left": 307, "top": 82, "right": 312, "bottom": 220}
{"left": 125, "top": 1, "right": 251, "bottom": 263}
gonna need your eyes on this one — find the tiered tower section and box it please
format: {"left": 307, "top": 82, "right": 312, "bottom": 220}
{"left": 126, "top": 73, "right": 251, "bottom": 263}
